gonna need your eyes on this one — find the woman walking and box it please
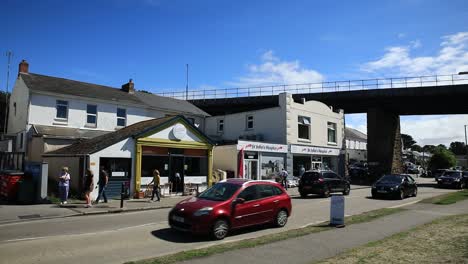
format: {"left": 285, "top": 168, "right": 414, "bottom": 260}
{"left": 148, "top": 169, "right": 161, "bottom": 202}
{"left": 84, "top": 169, "right": 94, "bottom": 208}
{"left": 58, "top": 167, "right": 71, "bottom": 205}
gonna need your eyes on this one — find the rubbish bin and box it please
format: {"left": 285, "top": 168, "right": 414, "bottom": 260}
{"left": 0, "top": 171, "right": 24, "bottom": 202}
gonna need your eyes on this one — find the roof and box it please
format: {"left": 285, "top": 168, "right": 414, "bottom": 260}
{"left": 45, "top": 115, "right": 213, "bottom": 156}
{"left": 345, "top": 127, "right": 367, "bottom": 141}
{"left": 32, "top": 124, "right": 110, "bottom": 139}
{"left": 20, "top": 73, "right": 209, "bottom": 117}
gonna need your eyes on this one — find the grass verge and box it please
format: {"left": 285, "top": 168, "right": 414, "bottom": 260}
{"left": 420, "top": 189, "right": 468, "bottom": 205}
{"left": 317, "top": 213, "right": 468, "bottom": 264}
{"left": 125, "top": 208, "right": 405, "bottom": 264}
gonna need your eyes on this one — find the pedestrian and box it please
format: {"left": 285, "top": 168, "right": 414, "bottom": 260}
{"left": 299, "top": 165, "right": 305, "bottom": 177}
{"left": 281, "top": 168, "right": 288, "bottom": 190}
{"left": 84, "top": 169, "right": 94, "bottom": 208}
{"left": 175, "top": 172, "right": 181, "bottom": 192}
{"left": 95, "top": 166, "right": 109, "bottom": 204}
{"left": 148, "top": 169, "right": 161, "bottom": 202}
{"left": 58, "top": 167, "right": 71, "bottom": 205}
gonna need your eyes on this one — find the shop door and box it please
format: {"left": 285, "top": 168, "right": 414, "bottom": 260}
{"left": 244, "top": 160, "right": 258, "bottom": 180}
{"left": 312, "top": 162, "right": 322, "bottom": 170}
{"left": 170, "top": 156, "right": 184, "bottom": 193}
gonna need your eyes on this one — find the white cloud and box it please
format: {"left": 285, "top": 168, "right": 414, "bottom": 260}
{"left": 362, "top": 32, "right": 468, "bottom": 75}
{"left": 230, "top": 50, "right": 324, "bottom": 87}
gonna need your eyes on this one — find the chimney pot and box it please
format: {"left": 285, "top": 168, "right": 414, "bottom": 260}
{"left": 19, "top": 59, "right": 29, "bottom": 74}
{"left": 122, "top": 79, "right": 135, "bottom": 94}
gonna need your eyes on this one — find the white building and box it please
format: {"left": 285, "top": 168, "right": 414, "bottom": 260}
{"left": 345, "top": 127, "right": 367, "bottom": 164}
{"left": 8, "top": 60, "right": 209, "bottom": 162}
{"left": 205, "top": 93, "right": 345, "bottom": 178}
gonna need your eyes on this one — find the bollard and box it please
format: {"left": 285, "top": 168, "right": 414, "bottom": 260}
{"left": 120, "top": 182, "right": 125, "bottom": 209}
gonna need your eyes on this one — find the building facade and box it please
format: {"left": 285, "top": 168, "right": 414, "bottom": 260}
{"left": 345, "top": 127, "right": 368, "bottom": 164}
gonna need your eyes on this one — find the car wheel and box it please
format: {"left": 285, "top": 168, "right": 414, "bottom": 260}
{"left": 275, "top": 209, "right": 288, "bottom": 227}
{"left": 461, "top": 182, "right": 467, "bottom": 189}
{"left": 413, "top": 188, "right": 418, "bottom": 197}
{"left": 343, "top": 184, "right": 350, "bottom": 195}
{"left": 322, "top": 187, "right": 331, "bottom": 198}
{"left": 300, "top": 191, "right": 307, "bottom": 198}
{"left": 211, "top": 219, "right": 229, "bottom": 240}
{"left": 399, "top": 190, "right": 405, "bottom": 200}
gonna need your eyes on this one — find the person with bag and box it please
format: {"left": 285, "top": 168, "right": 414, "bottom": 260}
{"left": 58, "top": 167, "right": 71, "bottom": 205}
{"left": 148, "top": 169, "right": 161, "bottom": 202}
{"left": 83, "top": 169, "right": 94, "bottom": 208}
{"left": 281, "top": 168, "right": 289, "bottom": 190}
{"left": 95, "top": 166, "right": 109, "bottom": 204}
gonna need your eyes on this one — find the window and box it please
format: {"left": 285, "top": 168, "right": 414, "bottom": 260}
{"left": 19, "top": 132, "right": 23, "bottom": 149}
{"left": 246, "top": 115, "right": 254, "bottom": 130}
{"left": 86, "top": 104, "right": 97, "bottom": 126}
{"left": 117, "top": 108, "right": 126, "bottom": 127}
{"left": 56, "top": 100, "right": 68, "bottom": 119}
{"left": 217, "top": 119, "right": 224, "bottom": 133}
{"left": 237, "top": 185, "right": 259, "bottom": 201}
{"left": 327, "top": 122, "right": 337, "bottom": 144}
{"left": 258, "top": 185, "right": 275, "bottom": 198}
{"left": 298, "top": 116, "right": 311, "bottom": 140}
{"left": 184, "top": 157, "right": 208, "bottom": 176}
{"left": 187, "top": 117, "right": 195, "bottom": 125}
{"left": 323, "top": 172, "right": 338, "bottom": 179}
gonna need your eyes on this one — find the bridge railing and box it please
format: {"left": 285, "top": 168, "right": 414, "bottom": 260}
{"left": 156, "top": 73, "right": 468, "bottom": 100}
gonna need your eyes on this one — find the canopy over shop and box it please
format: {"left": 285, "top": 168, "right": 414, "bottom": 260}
{"left": 44, "top": 115, "right": 214, "bottom": 198}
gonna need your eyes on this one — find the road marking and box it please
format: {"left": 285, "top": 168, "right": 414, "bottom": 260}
{"left": 388, "top": 199, "right": 422, "bottom": 208}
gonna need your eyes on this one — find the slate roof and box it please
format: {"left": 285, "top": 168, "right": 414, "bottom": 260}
{"left": 20, "top": 73, "right": 209, "bottom": 116}
{"left": 32, "top": 125, "right": 110, "bottom": 139}
{"left": 45, "top": 115, "right": 213, "bottom": 156}
{"left": 345, "top": 127, "right": 367, "bottom": 141}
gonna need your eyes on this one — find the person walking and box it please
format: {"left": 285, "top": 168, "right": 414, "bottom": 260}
{"left": 84, "top": 169, "right": 94, "bottom": 208}
{"left": 148, "top": 169, "right": 161, "bottom": 202}
{"left": 281, "top": 168, "right": 289, "bottom": 190}
{"left": 58, "top": 167, "right": 71, "bottom": 205}
{"left": 299, "top": 165, "right": 306, "bottom": 177}
{"left": 95, "top": 166, "right": 109, "bottom": 204}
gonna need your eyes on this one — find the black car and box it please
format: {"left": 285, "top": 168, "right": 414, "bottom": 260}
{"left": 436, "top": 170, "right": 467, "bottom": 189}
{"left": 371, "top": 174, "right": 418, "bottom": 200}
{"left": 433, "top": 169, "right": 448, "bottom": 180}
{"left": 298, "top": 170, "right": 350, "bottom": 198}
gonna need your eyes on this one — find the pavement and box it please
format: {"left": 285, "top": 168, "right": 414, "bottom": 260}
{"left": 180, "top": 199, "right": 468, "bottom": 264}
{"left": 0, "top": 182, "right": 373, "bottom": 225}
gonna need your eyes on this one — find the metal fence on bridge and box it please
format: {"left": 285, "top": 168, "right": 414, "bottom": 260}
{"left": 155, "top": 74, "right": 468, "bottom": 100}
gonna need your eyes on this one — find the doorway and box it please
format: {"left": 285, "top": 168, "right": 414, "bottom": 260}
{"left": 170, "top": 156, "right": 184, "bottom": 193}
{"left": 244, "top": 160, "right": 258, "bottom": 180}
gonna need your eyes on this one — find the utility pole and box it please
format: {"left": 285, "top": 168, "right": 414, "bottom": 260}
{"left": 465, "top": 125, "right": 468, "bottom": 168}
{"left": 185, "top": 64, "right": 189, "bottom": 100}
{"left": 3, "top": 51, "right": 12, "bottom": 136}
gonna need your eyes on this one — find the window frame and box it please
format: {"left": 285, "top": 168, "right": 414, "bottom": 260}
{"left": 327, "top": 122, "right": 337, "bottom": 144}
{"left": 116, "top": 108, "right": 127, "bottom": 127}
{"left": 217, "top": 119, "right": 224, "bottom": 133}
{"left": 246, "top": 115, "right": 254, "bottom": 130}
{"left": 55, "top": 100, "right": 69, "bottom": 120}
{"left": 86, "top": 104, "right": 98, "bottom": 127}
{"left": 298, "top": 116, "right": 311, "bottom": 140}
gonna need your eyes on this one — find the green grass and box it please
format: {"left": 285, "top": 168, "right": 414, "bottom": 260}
{"left": 125, "top": 208, "right": 405, "bottom": 264}
{"left": 420, "top": 189, "right": 468, "bottom": 205}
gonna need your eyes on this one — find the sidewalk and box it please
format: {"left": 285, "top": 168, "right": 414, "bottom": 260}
{"left": 0, "top": 195, "right": 187, "bottom": 225}
{"left": 179, "top": 199, "right": 468, "bottom": 264}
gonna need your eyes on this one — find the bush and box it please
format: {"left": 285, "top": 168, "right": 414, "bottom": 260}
{"left": 429, "top": 147, "right": 456, "bottom": 171}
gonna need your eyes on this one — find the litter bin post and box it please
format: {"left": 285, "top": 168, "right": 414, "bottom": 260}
{"left": 330, "top": 194, "right": 345, "bottom": 227}
{"left": 120, "top": 182, "right": 125, "bottom": 208}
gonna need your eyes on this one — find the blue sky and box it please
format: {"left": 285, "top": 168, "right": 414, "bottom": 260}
{"left": 1, "top": 0, "right": 468, "bottom": 146}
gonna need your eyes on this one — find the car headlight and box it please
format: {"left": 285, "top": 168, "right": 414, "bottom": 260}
{"left": 193, "top": 207, "right": 213, "bottom": 216}
{"left": 437, "top": 178, "right": 442, "bottom": 181}
{"left": 454, "top": 178, "right": 460, "bottom": 182}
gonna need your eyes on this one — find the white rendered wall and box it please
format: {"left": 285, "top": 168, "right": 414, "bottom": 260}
{"left": 148, "top": 123, "right": 204, "bottom": 142}
{"left": 212, "top": 145, "right": 238, "bottom": 176}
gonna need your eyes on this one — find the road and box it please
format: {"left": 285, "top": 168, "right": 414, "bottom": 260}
{"left": 0, "top": 179, "right": 456, "bottom": 264}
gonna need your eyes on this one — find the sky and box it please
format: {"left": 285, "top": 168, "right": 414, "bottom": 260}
{"left": 1, "top": 0, "right": 468, "bottom": 146}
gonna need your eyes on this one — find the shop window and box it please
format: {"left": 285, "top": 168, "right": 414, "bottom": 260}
{"left": 328, "top": 122, "right": 337, "bottom": 144}
{"left": 298, "top": 116, "right": 310, "bottom": 140}
{"left": 100, "top": 158, "right": 132, "bottom": 179}
{"left": 141, "top": 155, "right": 170, "bottom": 177}
{"left": 261, "top": 154, "right": 284, "bottom": 180}
{"left": 117, "top": 108, "right": 126, "bottom": 127}
{"left": 217, "top": 119, "right": 224, "bottom": 133}
{"left": 86, "top": 104, "right": 97, "bottom": 126}
{"left": 56, "top": 100, "right": 68, "bottom": 120}
{"left": 246, "top": 115, "right": 254, "bottom": 130}
{"left": 185, "top": 157, "right": 208, "bottom": 176}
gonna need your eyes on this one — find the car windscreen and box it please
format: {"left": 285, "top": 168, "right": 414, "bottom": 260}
{"left": 197, "top": 183, "right": 241, "bottom": 201}
{"left": 378, "top": 175, "right": 403, "bottom": 184}
{"left": 442, "top": 171, "right": 461, "bottom": 178}
{"left": 301, "top": 172, "right": 320, "bottom": 180}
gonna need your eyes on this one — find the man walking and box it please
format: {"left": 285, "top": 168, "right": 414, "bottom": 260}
{"left": 95, "top": 166, "right": 109, "bottom": 204}
{"left": 281, "top": 168, "right": 288, "bottom": 190}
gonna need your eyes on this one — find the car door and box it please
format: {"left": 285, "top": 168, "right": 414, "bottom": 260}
{"left": 257, "top": 184, "right": 278, "bottom": 222}
{"left": 403, "top": 176, "right": 413, "bottom": 196}
{"left": 323, "top": 173, "right": 338, "bottom": 191}
{"left": 231, "top": 185, "right": 262, "bottom": 228}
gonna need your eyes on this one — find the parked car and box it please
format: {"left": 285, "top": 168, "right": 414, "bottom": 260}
{"left": 371, "top": 174, "right": 418, "bottom": 200}
{"left": 406, "top": 166, "right": 420, "bottom": 174}
{"left": 287, "top": 176, "right": 298, "bottom": 188}
{"left": 298, "top": 170, "right": 350, "bottom": 198}
{"left": 436, "top": 170, "right": 467, "bottom": 189}
{"left": 168, "top": 179, "right": 292, "bottom": 240}
{"left": 432, "top": 169, "right": 448, "bottom": 180}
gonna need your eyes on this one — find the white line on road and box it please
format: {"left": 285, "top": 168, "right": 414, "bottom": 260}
{"left": 388, "top": 200, "right": 422, "bottom": 208}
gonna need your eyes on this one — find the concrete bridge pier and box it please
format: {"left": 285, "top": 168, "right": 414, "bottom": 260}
{"left": 367, "top": 108, "right": 404, "bottom": 179}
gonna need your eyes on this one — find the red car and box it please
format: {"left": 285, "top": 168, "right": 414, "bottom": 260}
{"left": 168, "top": 179, "right": 292, "bottom": 240}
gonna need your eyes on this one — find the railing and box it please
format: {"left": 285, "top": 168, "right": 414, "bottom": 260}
{"left": 155, "top": 74, "right": 468, "bottom": 100}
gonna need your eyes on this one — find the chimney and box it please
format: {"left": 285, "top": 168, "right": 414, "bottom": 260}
{"left": 19, "top": 60, "right": 29, "bottom": 74}
{"left": 121, "top": 79, "right": 135, "bottom": 94}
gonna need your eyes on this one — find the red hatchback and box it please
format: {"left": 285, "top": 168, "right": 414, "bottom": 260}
{"left": 168, "top": 179, "right": 292, "bottom": 240}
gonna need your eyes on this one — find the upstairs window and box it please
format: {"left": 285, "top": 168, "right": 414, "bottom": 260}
{"left": 298, "top": 116, "right": 311, "bottom": 140}
{"left": 117, "top": 108, "right": 126, "bottom": 127}
{"left": 328, "top": 122, "right": 337, "bottom": 144}
{"left": 217, "top": 119, "right": 224, "bottom": 133}
{"left": 86, "top": 104, "right": 97, "bottom": 126}
{"left": 56, "top": 100, "right": 68, "bottom": 120}
{"left": 246, "top": 115, "right": 254, "bottom": 130}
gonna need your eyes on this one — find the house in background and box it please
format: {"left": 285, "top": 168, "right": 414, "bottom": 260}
{"left": 7, "top": 60, "right": 209, "bottom": 162}
{"left": 345, "top": 127, "right": 367, "bottom": 164}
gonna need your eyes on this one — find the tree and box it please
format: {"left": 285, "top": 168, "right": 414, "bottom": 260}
{"left": 401, "top": 134, "right": 416, "bottom": 149}
{"left": 422, "top": 145, "right": 437, "bottom": 153}
{"left": 428, "top": 146, "right": 456, "bottom": 171}
{"left": 437, "top": 144, "right": 447, "bottom": 150}
{"left": 449, "top": 141, "right": 467, "bottom": 155}
{"left": 410, "top": 144, "right": 422, "bottom": 152}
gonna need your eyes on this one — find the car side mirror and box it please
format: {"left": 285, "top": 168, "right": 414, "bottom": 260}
{"left": 233, "top": 198, "right": 245, "bottom": 204}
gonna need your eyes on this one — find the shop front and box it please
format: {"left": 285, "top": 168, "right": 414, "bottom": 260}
{"left": 290, "top": 145, "right": 340, "bottom": 176}
{"left": 237, "top": 140, "right": 288, "bottom": 180}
